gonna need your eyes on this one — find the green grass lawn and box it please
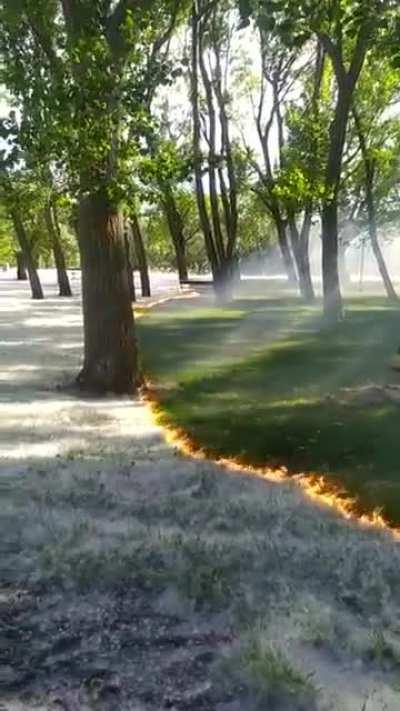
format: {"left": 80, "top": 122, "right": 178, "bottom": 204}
{"left": 138, "top": 296, "right": 400, "bottom": 524}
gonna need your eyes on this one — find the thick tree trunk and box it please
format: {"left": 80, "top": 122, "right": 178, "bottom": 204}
{"left": 214, "top": 258, "right": 234, "bottom": 304}
{"left": 288, "top": 216, "right": 315, "bottom": 302}
{"left": 161, "top": 189, "right": 189, "bottom": 283}
{"left": 124, "top": 225, "right": 136, "bottom": 302}
{"left": 76, "top": 193, "right": 138, "bottom": 394}
{"left": 321, "top": 201, "right": 343, "bottom": 321}
{"left": 12, "top": 212, "right": 44, "bottom": 299}
{"left": 44, "top": 204, "right": 72, "bottom": 297}
{"left": 16, "top": 251, "right": 28, "bottom": 280}
{"left": 321, "top": 87, "right": 352, "bottom": 321}
{"left": 131, "top": 214, "right": 151, "bottom": 298}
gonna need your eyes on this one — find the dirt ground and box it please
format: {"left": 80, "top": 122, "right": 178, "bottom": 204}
{"left": 2, "top": 272, "right": 400, "bottom": 710}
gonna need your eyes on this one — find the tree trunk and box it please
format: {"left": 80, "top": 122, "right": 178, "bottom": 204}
{"left": 214, "top": 258, "right": 234, "bottom": 304}
{"left": 299, "top": 208, "right": 315, "bottom": 301}
{"left": 124, "top": 224, "right": 136, "bottom": 302}
{"left": 321, "top": 87, "right": 352, "bottom": 321}
{"left": 16, "top": 251, "right": 27, "bottom": 280}
{"left": 76, "top": 192, "right": 138, "bottom": 394}
{"left": 352, "top": 107, "right": 398, "bottom": 302}
{"left": 174, "top": 234, "right": 189, "bottom": 284}
{"left": 131, "top": 214, "right": 151, "bottom": 298}
{"left": 288, "top": 215, "right": 315, "bottom": 302}
{"left": 191, "top": 2, "right": 219, "bottom": 281}
{"left": 161, "top": 188, "right": 189, "bottom": 282}
{"left": 338, "top": 240, "right": 351, "bottom": 287}
{"left": 12, "top": 211, "right": 44, "bottom": 299}
{"left": 275, "top": 215, "right": 297, "bottom": 284}
{"left": 320, "top": 21, "right": 369, "bottom": 321}
{"left": 44, "top": 203, "right": 72, "bottom": 297}
{"left": 368, "top": 201, "right": 398, "bottom": 301}
{"left": 321, "top": 201, "right": 343, "bottom": 321}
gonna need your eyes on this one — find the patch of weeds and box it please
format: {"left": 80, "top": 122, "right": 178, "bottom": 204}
{"left": 39, "top": 520, "right": 93, "bottom": 582}
{"left": 174, "top": 537, "right": 232, "bottom": 611}
{"left": 366, "top": 628, "right": 400, "bottom": 669}
{"left": 192, "top": 468, "right": 219, "bottom": 498}
{"left": 298, "top": 600, "right": 336, "bottom": 649}
{"left": 38, "top": 530, "right": 191, "bottom": 591}
{"left": 221, "top": 625, "right": 318, "bottom": 710}
{"left": 64, "top": 475, "right": 116, "bottom": 510}
{"left": 65, "top": 447, "right": 86, "bottom": 461}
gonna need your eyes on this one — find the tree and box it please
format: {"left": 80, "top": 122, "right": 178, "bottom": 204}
{"left": 240, "top": 0, "right": 397, "bottom": 321}
{"left": 240, "top": 32, "right": 298, "bottom": 285}
{"left": 43, "top": 196, "right": 72, "bottom": 297}
{"left": 3, "top": 177, "right": 44, "bottom": 299}
{"left": 0, "top": 0, "right": 185, "bottom": 392}
{"left": 139, "top": 118, "right": 193, "bottom": 283}
{"left": 130, "top": 213, "right": 151, "bottom": 297}
{"left": 144, "top": 190, "right": 208, "bottom": 274}
{"left": 191, "top": 0, "right": 240, "bottom": 301}
{"left": 0, "top": 115, "right": 44, "bottom": 298}
{"left": 349, "top": 57, "right": 400, "bottom": 300}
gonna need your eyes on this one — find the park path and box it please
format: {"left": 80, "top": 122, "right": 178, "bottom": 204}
{"left": 0, "top": 270, "right": 181, "bottom": 467}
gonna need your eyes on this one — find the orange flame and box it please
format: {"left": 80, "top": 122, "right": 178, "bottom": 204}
{"left": 143, "top": 385, "right": 400, "bottom": 542}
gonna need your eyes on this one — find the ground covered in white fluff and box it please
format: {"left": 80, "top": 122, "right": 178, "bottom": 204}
{"left": 1, "top": 271, "right": 400, "bottom": 711}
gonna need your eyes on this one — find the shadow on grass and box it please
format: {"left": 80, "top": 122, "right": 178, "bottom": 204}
{"left": 140, "top": 299, "right": 400, "bottom": 523}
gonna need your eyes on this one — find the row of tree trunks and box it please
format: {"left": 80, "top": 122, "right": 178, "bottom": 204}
{"left": 11, "top": 210, "right": 44, "bottom": 300}
{"left": 44, "top": 202, "right": 73, "bottom": 297}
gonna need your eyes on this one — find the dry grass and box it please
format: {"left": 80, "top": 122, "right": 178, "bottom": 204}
{"left": 3, "top": 438, "right": 400, "bottom": 709}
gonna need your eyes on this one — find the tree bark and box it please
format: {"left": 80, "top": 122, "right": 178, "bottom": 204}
{"left": 16, "top": 251, "right": 28, "bottom": 280}
{"left": 288, "top": 214, "right": 315, "bottom": 302}
{"left": 214, "top": 258, "right": 234, "bottom": 304}
{"left": 191, "top": 2, "right": 219, "bottom": 282}
{"left": 352, "top": 107, "right": 398, "bottom": 302}
{"left": 44, "top": 203, "right": 72, "bottom": 297}
{"left": 275, "top": 214, "right": 297, "bottom": 284}
{"left": 12, "top": 211, "right": 44, "bottom": 299}
{"left": 161, "top": 187, "right": 189, "bottom": 282}
{"left": 131, "top": 214, "right": 151, "bottom": 298}
{"left": 368, "top": 202, "right": 397, "bottom": 301}
{"left": 299, "top": 207, "right": 315, "bottom": 301}
{"left": 321, "top": 88, "right": 351, "bottom": 321}
{"left": 319, "top": 24, "right": 370, "bottom": 321}
{"left": 76, "top": 193, "right": 138, "bottom": 394}
{"left": 321, "top": 201, "right": 342, "bottom": 321}
{"left": 124, "top": 224, "right": 136, "bottom": 302}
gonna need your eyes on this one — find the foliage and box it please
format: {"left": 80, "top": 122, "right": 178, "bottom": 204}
{"left": 0, "top": 205, "right": 14, "bottom": 263}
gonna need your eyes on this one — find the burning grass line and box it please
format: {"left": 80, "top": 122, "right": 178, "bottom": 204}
{"left": 142, "top": 385, "right": 400, "bottom": 542}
